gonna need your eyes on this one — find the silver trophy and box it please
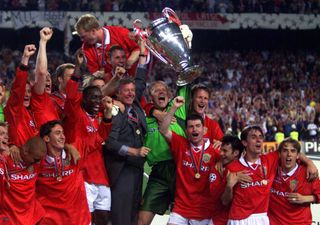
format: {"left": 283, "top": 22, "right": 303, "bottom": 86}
{"left": 134, "top": 8, "right": 203, "bottom": 86}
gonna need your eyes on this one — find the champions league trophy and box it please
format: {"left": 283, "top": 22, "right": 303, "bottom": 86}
{"left": 133, "top": 8, "right": 203, "bottom": 86}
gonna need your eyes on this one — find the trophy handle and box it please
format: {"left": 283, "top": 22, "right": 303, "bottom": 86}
{"left": 133, "top": 19, "right": 169, "bottom": 65}
{"left": 133, "top": 19, "right": 148, "bottom": 40}
{"left": 145, "top": 45, "right": 169, "bottom": 65}
{"left": 162, "top": 8, "right": 181, "bottom": 26}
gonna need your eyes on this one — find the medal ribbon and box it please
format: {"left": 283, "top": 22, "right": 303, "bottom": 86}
{"left": 189, "top": 141, "right": 205, "bottom": 178}
{"left": 54, "top": 154, "right": 63, "bottom": 180}
{"left": 244, "top": 157, "right": 267, "bottom": 180}
{"left": 93, "top": 29, "right": 106, "bottom": 69}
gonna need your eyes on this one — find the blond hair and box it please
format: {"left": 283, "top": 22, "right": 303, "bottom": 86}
{"left": 74, "top": 14, "right": 100, "bottom": 32}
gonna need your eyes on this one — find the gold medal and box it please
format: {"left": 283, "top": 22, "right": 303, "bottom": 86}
{"left": 57, "top": 176, "right": 62, "bottom": 182}
{"left": 262, "top": 179, "right": 268, "bottom": 185}
{"left": 195, "top": 173, "right": 201, "bottom": 179}
{"left": 202, "top": 153, "right": 211, "bottom": 163}
{"left": 136, "top": 129, "right": 141, "bottom": 135}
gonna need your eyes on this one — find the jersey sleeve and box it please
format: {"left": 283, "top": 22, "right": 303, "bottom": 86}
{"left": 170, "top": 132, "right": 188, "bottom": 159}
{"left": 4, "top": 66, "right": 28, "bottom": 117}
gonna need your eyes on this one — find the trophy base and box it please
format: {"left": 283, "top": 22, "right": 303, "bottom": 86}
{"left": 176, "top": 65, "right": 203, "bottom": 86}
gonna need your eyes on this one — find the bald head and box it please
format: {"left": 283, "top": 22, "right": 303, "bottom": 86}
{"left": 21, "top": 136, "right": 47, "bottom": 165}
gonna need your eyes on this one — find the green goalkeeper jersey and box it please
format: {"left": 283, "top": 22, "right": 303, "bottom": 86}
{"left": 144, "top": 86, "right": 190, "bottom": 166}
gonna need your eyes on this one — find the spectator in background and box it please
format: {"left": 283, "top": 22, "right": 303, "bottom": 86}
{"left": 0, "top": 49, "right": 16, "bottom": 84}
{"left": 307, "top": 119, "right": 318, "bottom": 141}
{"left": 0, "top": 83, "right": 6, "bottom": 122}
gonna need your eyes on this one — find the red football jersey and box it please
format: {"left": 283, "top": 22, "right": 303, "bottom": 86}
{"left": 269, "top": 165, "right": 320, "bottom": 225}
{"left": 170, "top": 132, "right": 219, "bottom": 219}
{"left": 64, "top": 79, "right": 110, "bottom": 186}
{"left": 1, "top": 155, "right": 44, "bottom": 225}
{"left": 209, "top": 166, "right": 229, "bottom": 225}
{"left": 36, "top": 139, "right": 93, "bottom": 225}
{"left": 31, "top": 90, "right": 60, "bottom": 128}
{"left": 50, "top": 91, "right": 66, "bottom": 119}
{"left": 4, "top": 67, "right": 38, "bottom": 147}
{"left": 204, "top": 115, "right": 224, "bottom": 143}
{"left": 227, "top": 151, "right": 279, "bottom": 220}
{"left": 82, "top": 26, "right": 139, "bottom": 78}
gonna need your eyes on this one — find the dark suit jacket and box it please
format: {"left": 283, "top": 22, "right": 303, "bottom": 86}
{"left": 104, "top": 66, "right": 147, "bottom": 186}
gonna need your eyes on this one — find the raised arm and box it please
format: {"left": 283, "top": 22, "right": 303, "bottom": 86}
{"left": 6, "top": 45, "right": 36, "bottom": 112}
{"left": 159, "top": 96, "right": 185, "bottom": 143}
{"left": 101, "top": 66, "right": 125, "bottom": 96}
{"left": 34, "top": 27, "right": 53, "bottom": 95}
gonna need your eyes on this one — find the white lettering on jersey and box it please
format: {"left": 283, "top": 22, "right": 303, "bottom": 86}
{"left": 40, "top": 169, "right": 74, "bottom": 178}
{"left": 86, "top": 126, "right": 97, "bottom": 133}
{"left": 240, "top": 180, "right": 264, "bottom": 188}
{"left": 270, "top": 187, "right": 289, "bottom": 197}
{"left": 182, "top": 160, "right": 209, "bottom": 171}
{"left": 0, "top": 168, "right": 4, "bottom": 175}
{"left": 29, "top": 120, "right": 36, "bottom": 128}
{"left": 209, "top": 173, "right": 217, "bottom": 182}
{"left": 10, "top": 173, "right": 36, "bottom": 181}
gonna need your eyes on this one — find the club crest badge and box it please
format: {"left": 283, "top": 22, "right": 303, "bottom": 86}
{"left": 202, "top": 153, "right": 211, "bottom": 163}
{"left": 290, "top": 179, "right": 298, "bottom": 191}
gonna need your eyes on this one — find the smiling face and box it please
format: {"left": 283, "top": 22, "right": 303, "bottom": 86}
{"left": 192, "top": 89, "right": 209, "bottom": 115}
{"left": 220, "top": 143, "right": 239, "bottom": 166}
{"left": 82, "top": 87, "right": 103, "bottom": 116}
{"left": 279, "top": 141, "right": 300, "bottom": 173}
{"left": 149, "top": 82, "right": 169, "bottom": 110}
{"left": 108, "top": 48, "right": 127, "bottom": 69}
{"left": 45, "top": 124, "right": 65, "bottom": 150}
{"left": 186, "top": 119, "right": 204, "bottom": 146}
{"left": 242, "top": 129, "right": 264, "bottom": 157}
{"left": 117, "top": 81, "right": 135, "bottom": 106}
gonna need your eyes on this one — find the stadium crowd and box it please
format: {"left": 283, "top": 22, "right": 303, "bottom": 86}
{"left": 0, "top": 12, "right": 320, "bottom": 225}
{"left": 0, "top": 0, "right": 320, "bottom": 14}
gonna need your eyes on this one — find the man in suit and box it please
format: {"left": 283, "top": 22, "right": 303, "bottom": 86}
{"left": 104, "top": 40, "right": 150, "bottom": 225}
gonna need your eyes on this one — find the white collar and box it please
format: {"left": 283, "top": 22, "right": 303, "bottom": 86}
{"left": 281, "top": 163, "right": 299, "bottom": 177}
{"left": 45, "top": 149, "right": 66, "bottom": 164}
{"left": 191, "top": 138, "right": 210, "bottom": 152}
{"left": 96, "top": 27, "right": 110, "bottom": 48}
{"left": 239, "top": 154, "right": 261, "bottom": 169}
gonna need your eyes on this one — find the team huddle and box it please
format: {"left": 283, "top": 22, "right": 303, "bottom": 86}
{"left": 0, "top": 13, "right": 320, "bottom": 225}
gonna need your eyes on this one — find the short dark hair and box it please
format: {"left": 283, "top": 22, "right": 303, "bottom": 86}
{"left": 82, "top": 85, "right": 101, "bottom": 98}
{"left": 117, "top": 78, "right": 135, "bottom": 91}
{"left": 40, "top": 120, "right": 63, "bottom": 138}
{"left": 185, "top": 114, "right": 204, "bottom": 127}
{"left": 240, "top": 125, "right": 264, "bottom": 141}
{"left": 108, "top": 45, "right": 125, "bottom": 58}
{"left": 222, "top": 135, "right": 245, "bottom": 155}
{"left": 191, "top": 84, "right": 210, "bottom": 98}
{"left": 278, "top": 138, "right": 301, "bottom": 153}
